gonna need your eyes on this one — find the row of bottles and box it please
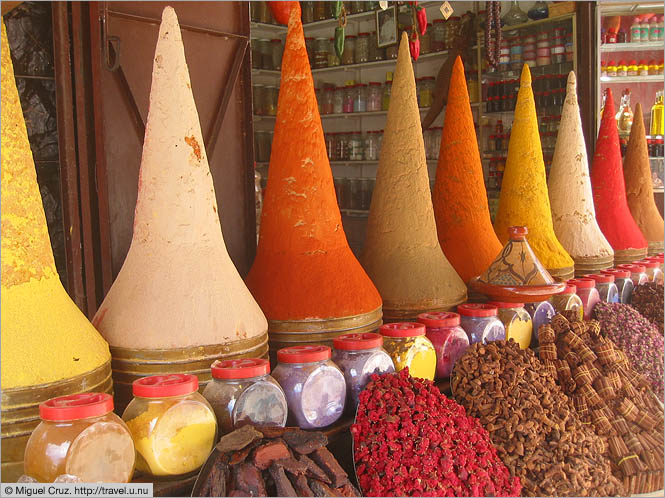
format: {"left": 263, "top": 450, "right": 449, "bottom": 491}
{"left": 603, "top": 88, "right": 664, "bottom": 138}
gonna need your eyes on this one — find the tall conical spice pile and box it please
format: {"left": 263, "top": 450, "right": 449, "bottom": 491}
{"left": 434, "top": 56, "right": 502, "bottom": 284}
{"left": 93, "top": 7, "right": 268, "bottom": 405}
{"left": 246, "top": 3, "right": 382, "bottom": 347}
{"left": 362, "top": 33, "right": 467, "bottom": 320}
{"left": 591, "top": 88, "right": 648, "bottom": 264}
{"left": 494, "top": 64, "right": 574, "bottom": 281}
{"left": 623, "top": 103, "right": 664, "bottom": 255}
{"left": 548, "top": 72, "right": 614, "bottom": 275}
{"left": 1, "top": 21, "right": 111, "bottom": 481}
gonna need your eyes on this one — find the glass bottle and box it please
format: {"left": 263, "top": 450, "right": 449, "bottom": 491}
{"left": 503, "top": 0, "right": 528, "bottom": 26}
{"left": 631, "top": 18, "right": 641, "bottom": 43}
{"left": 651, "top": 91, "right": 664, "bottom": 136}
{"left": 616, "top": 89, "right": 634, "bottom": 135}
{"left": 382, "top": 81, "right": 392, "bottom": 111}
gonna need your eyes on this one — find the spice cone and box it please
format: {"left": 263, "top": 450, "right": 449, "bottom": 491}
{"left": 434, "top": 56, "right": 502, "bottom": 283}
{"left": 362, "top": 33, "right": 466, "bottom": 318}
{"left": 245, "top": 4, "right": 382, "bottom": 321}
{"left": 548, "top": 72, "right": 614, "bottom": 271}
{"left": 591, "top": 88, "right": 648, "bottom": 260}
{"left": 1, "top": 22, "right": 110, "bottom": 390}
{"left": 623, "top": 103, "right": 664, "bottom": 255}
{"left": 93, "top": 7, "right": 267, "bottom": 349}
{"left": 494, "top": 64, "right": 574, "bottom": 279}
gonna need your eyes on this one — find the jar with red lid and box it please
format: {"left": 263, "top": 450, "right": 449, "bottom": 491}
{"left": 587, "top": 274, "right": 620, "bottom": 303}
{"left": 202, "top": 359, "right": 287, "bottom": 436}
{"left": 487, "top": 302, "right": 533, "bottom": 349}
{"left": 272, "top": 345, "right": 346, "bottom": 428}
{"left": 617, "top": 264, "right": 649, "bottom": 286}
{"left": 122, "top": 374, "right": 217, "bottom": 478}
{"left": 568, "top": 278, "right": 601, "bottom": 320}
{"left": 600, "top": 269, "right": 634, "bottom": 303}
{"left": 332, "top": 333, "right": 395, "bottom": 411}
{"left": 524, "top": 300, "right": 555, "bottom": 343}
{"left": 379, "top": 322, "right": 437, "bottom": 381}
{"left": 551, "top": 284, "right": 584, "bottom": 319}
{"left": 635, "top": 259, "right": 664, "bottom": 283}
{"left": 646, "top": 253, "right": 665, "bottom": 272}
{"left": 457, "top": 304, "right": 506, "bottom": 345}
{"left": 24, "top": 393, "right": 135, "bottom": 483}
{"left": 417, "top": 312, "right": 470, "bottom": 379}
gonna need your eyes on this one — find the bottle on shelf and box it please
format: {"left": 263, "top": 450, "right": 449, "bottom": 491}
{"left": 650, "top": 90, "right": 664, "bottom": 136}
{"left": 616, "top": 60, "right": 627, "bottom": 77}
{"left": 631, "top": 17, "right": 641, "bottom": 43}
{"left": 649, "top": 16, "right": 659, "bottom": 41}
{"left": 640, "top": 16, "right": 651, "bottom": 42}
{"left": 616, "top": 88, "right": 634, "bottom": 135}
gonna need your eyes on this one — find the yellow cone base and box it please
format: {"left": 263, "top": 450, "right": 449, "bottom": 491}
{"left": 614, "top": 248, "right": 649, "bottom": 266}
{"left": 547, "top": 266, "right": 575, "bottom": 282}
{"left": 573, "top": 254, "right": 614, "bottom": 277}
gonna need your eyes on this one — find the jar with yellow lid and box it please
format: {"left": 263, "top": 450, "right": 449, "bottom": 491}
{"left": 122, "top": 374, "right": 217, "bottom": 478}
{"left": 379, "top": 322, "right": 436, "bottom": 380}
{"left": 488, "top": 302, "right": 533, "bottom": 350}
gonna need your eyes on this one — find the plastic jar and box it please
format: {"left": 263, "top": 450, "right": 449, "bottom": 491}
{"left": 364, "top": 131, "right": 380, "bottom": 161}
{"left": 617, "top": 264, "right": 649, "bottom": 285}
{"left": 636, "top": 259, "right": 664, "bottom": 283}
{"left": 342, "top": 35, "right": 356, "bottom": 65}
{"left": 271, "top": 39, "right": 283, "bottom": 70}
{"left": 313, "top": 37, "right": 329, "bottom": 69}
{"left": 457, "top": 304, "right": 506, "bottom": 345}
{"left": 252, "top": 84, "right": 264, "bottom": 115}
{"left": 382, "top": 81, "right": 391, "bottom": 111}
{"left": 349, "top": 132, "right": 363, "bottom": 160}
{"left": 587, "top": 274, "right": 620, "bottom": 303}
{"left": 627, "top": 59, "right": 638, "bottom": 76}
{"left": 601, "top": 269, "right": 634, "bottom": 303}
{"left": 343, "top": 86, "right": 354, "bottom": 113}
{"left": 122, "top": 374, "right": 217, "bottom": 478}
{"left": 367, "top": 82, "right": 382, "bottom": 111}
{"left": 551, "top": 284, "right": 584, "bottom": 319}
{"left": 524, "top": 300, "right": 555, "bottom": 343}
{"left": 202, "top": 359, "right": 287, "bottom": 436}
{"left": 379, "top": 322, "right": 437, "bottom": 380}
{"left": 24, "top": 393, "right": 134, "bottom": 483}
{"left": 646, "top": 253, "right": 665, "bottom": 272}
{"left": 354, "top": 84, "right": 367, "bottom": 112}
{"left": 332, "top": 333, "right": 395, "bottom": 411}
{"left": 638, "top": 60, "right": 649, "bottom": 76}
{"left": 616, "top": 60, "right": 627, "bottom": 77}
{"left": 258, "top": 38, "right": 272, "bottom": 69}
{"left": 419, "top": 76, "right": 435, "bottom": 108}
{"left": 417, "top": 312, "right": 470, "bottom": 379}
{"left": 432, "top": 19, "right": 446, "bottom": 52}
{"left": 568, "top": 278, "right": 601, "bottom": 321}
{"left": 321, "top": 88, "right": 334, "bottom": 115}
{"left": 272, "top": 345, "right": 346, "bottom": 429}
{"left": 333, "top": 86, "right": 344, "bottom": 114}
{"left": 606, "top": 60, "right": 617, "bottom": 77}
{"left": 420, "top": 24, "right": 432, "bottom": 54}
{"left": 488, "top": 302, "right": 533, "bottom": 349}
{"left": 313, "top": 0, "right": 326, "bottom": 21}
{"left": 355, "top": 32, "right": 370, "bottom": 63}
{"left": 264, "top": 86, "right": 278, "bottom": 115}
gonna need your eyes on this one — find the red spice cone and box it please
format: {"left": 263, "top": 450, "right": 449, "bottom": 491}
{"left": 434, "top": 56, "right": 502, "bottom": 283}
{"left": 591, "top": 88, "right": 648, "bottom": 255}
{"left": 623, "top": 103, "right": 664, "bottom": 255}
{"left": 246, "top": 5, "right": 381, "bottom": 320}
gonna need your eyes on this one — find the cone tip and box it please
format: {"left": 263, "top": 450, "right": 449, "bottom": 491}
{"left": 520, "top": 64, "right": 532, "bottom": 85}
{"left": 634, "top": 102, "right": 643, "bottom": 115}
{"left": 161, "top": 5, "right": 177, "bottom": 23}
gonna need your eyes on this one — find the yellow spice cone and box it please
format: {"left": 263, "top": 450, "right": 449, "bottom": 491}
{"left": 623, "top": 103, "right": 664, "bottom": 255}
{"left": 362, "top": 33, "right": 467, "bottom": 317}
{"left": 548, "top": 72, "right": 614, "bottom": 267}
{"left": 494, "top": 64, "right": 574, "bottom": 277}
{"left": 93, "top": 7, "right": 267, "bottom": 349}
{"left": 1, "top": 22, "right": 110, "bottom": 389}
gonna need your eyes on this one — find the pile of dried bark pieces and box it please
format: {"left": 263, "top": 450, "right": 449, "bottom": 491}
{"left": 193, "top": 425, "right": 361, "bottom": 497}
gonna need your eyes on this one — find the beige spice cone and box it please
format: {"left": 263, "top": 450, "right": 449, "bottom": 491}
{"left": 362, "top": 33, "right": 467, "bottom": 315}
{"left": 548, "top": 72, "right": 614, "bottom": 264}
{"left": 92, "top": 7, "right": 267, "bottom": 349}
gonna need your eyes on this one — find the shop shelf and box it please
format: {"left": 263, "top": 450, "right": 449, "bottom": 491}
{"left": 340, "top": 209, "right": 370, "bottom": 217}
{"left": 250, "top": 21, "right": 286, "bottom": 38}
{"left": 310, "top": 49, "right": 460, "bottom": 74}
{"left": 499, "top": 12, "right": 575, "bottom": 32}
{"left": 600, "top": 41, "right": 664, "bottom": 52}
{"left": 600, "top": 74, "right": 664, "bottom": 83}
{"left": 251, "top": 68, "right": 281, "bottom": 77}
{"left": 483, "top": 61, "right": 574, "bottom": 81}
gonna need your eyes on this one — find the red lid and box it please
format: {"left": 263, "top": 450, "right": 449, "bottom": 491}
{"left": 133, "top": 374, "right": 199, "bottom": 398}
{"left": 40, "top": 393, "right": 114, "bottom": 421}
{"left": 379, "top": 322, "right": 426, "bottom": 338}
{"left": 417, "top": 312, "right": 461, "bottom": 328}
{"left": 277, "top": 345, "right": 331, "bottom": 363}
{"left": 568, "top": 278, "right": 596, "bottom": 289}
{"left": 358, "top": 32, "right": 369, "bottom": 36}
{"left": 211, "top": 358, "right": 270, "bottom": 379}
{"left": 508, "top": 226, "right": 528, "bottom": 240}
{"left": 457, "top": 303, "right": 499, "bottom": 317}
{"left": 588, "top": 273, "right": 615, "bottom": 283}
{"left": 345, "top": 35, "right": 357, "bottom": 39}
{"left": 646, "top": 255, "right": 665, "bottom": 263}
{"left": 369, "top": 81, "right": 381, "bottom": 86}
{"left": 629, "top": 59, "right": 637, "bottom": 64}
{"left": 601, "top": 268, "right": 631, "bottom": 278}
{"left": 333, "top": 332, "right": 383, "bottom": 351}
{"left": 563, "top": 284, "right": 577, "bottom": 294}
{"left": 487, "top": 301, "right": 525, "bottom": 309}
{"left": 617, "top": 264, "right": 646, "bottom": 273}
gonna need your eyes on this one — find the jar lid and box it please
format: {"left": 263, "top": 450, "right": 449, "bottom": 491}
{"left": 417, "top": 312, "right": 461, "bottom": 328}
{"left": 333, "top": 332, "right": 383, "bottom": 351}
{"left": 40, "top": 393, "right": 114, "bottom": 421}
{"left": 345, "top": 35, "right": 357, "bottom": 39}
{"left": 647, "top": 254, "right": 665, "bottom": 263}
{"left": 617, "top": 263, "right": 646, "bottom": 273}
{"left": 433, "top": 19, "right": 445, "bottom": 23}
{"left": 277, "top": 345, "right": 331, "bottom": 363}
{"left": 369, "top": 81, "right": 381, "bottom": 86}
{"left": 211, "top": 358, "right": 270, "bottom": 379}
{"left": 457, "top": 303, "right": 498, "bottom": 317}
{"left": 487, "top": 301, "right": 525, "bottom": 309}
{"left": 636, "top": 259, "right": 660, "bottom": 269}
{"left": 588, "top": 273, "right": 614, "bottom": 283}
{"left": 358, "top": 32, "right": 370, "bottom": 36}
{"left": 271, "top": 38, "right": 281, "bottom": 43}
{"left": 133, "top": 374, "right": 199, "bottom": 398}
{"left": 568, "top": 278, "right": 596, "bottom": 289}
{"left": 563, "top": 284, "right": 577, "bottom": 294}
{"left": 379, "top": 322, "right": 426, "bottom": 338}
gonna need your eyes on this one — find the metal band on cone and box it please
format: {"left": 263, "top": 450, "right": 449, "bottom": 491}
{"left": 573, "top": 255, "right": 614, "bottom": 277}
{"left": 547, "top": 266, "right": 575, "bottom": 282}
{"left": 614, "top": 248, "right": 648, "bottom": 265}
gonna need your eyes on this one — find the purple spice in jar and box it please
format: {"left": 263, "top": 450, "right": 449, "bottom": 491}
{"left": 272, "top": 345, "right": 346, "bottom": 428}
{"left": 457, "top": 304, "right": 506, "bottom": 345}
{"left": 332, "top": 333, "right": 394, "bottom": 412}
{"left": 524, "top": 301, "right": 555, "bottom": 344}
{"left": 417, "top": 312, "right": 470, "bottom": 378}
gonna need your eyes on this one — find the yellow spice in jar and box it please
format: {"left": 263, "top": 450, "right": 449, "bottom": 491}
{"left": 385, "top": 336, "right": 436, "bottom": 380}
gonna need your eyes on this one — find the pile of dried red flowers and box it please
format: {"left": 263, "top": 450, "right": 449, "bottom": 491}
{"left": 351, "top": 368, "right": 521, "bottom": 497}
{"left": 630, "top": 282, "right": 664, "bottom": 335}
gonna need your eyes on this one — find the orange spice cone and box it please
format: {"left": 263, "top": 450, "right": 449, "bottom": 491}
{"left": 548, "top": 72, "right": 614, "bottom": 275}
{"left": 494, "top": 64, "right": 574, "bottom": 281}
{"left": 93, "top": 8, "right": 268, "bottom": 354}
{"left": 434, "top": 56, "right": 502, "bottom": 283}
{"left": 591, "top": 88, "right": 648, "bottom": 264}
{"left": 362, "top": 33, "right": 467, "bottom": 320}
{"left": 623, "top": 103, "right": 664, "bottom": 255}
{"left": 246, "top": 4, "right": 382, "bottom": 333}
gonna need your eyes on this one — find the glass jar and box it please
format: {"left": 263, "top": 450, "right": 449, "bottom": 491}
{"left": 446, "top": 17, "right": 460, "bottom": 49}
{"left": 524, "top": 300, "right": 555, "bottom": 343}
{"left": 322, "top": 88, "right": 335, "bottom": 115}
{"left": 313, "top": 37, "right": 329, "bottom": 69}
{"left": 366, "top": 82, "right": 382, "bottom": 112}
{"left": 342, "top": 86, "right": 354, "bottom": 113}
{"left": 637, "top": 259, "right": 664, "bottom": 283}
{"left": 432, "top": 19, "right": 446, "bottom": 52}
{"left": 265, "top": 86, "right": 278, "bottom": 116}
{"left": 349, "top": 132, "right": 363, "bottom": 160}
{"left": 251, "top": 39, "right": 261, "bottom": 69}
{"left": 417, "top": 312, "right": 470, "bottom": 379}
{"left": 255, "top": 130, "right": 271, "bottom": 162}
{"left": 488, "top": 302, "right": 533, "bottom": 350}
{"left": 332, "top": 333, "right": 395, "bottom": 411}
{"left": 272, "top": 346, "right": 346, "bottom": 429}
{"left": 256, "top": 1, "right": 271, "bottom": 23}
{"left": 457, "top": 304, "right": 506, "bottom": 345}
{"left": 379, "top": 323, "right": 437, "bottom": 380}
{"left": 305, "top": 37, "right": 315, "bottom": 64}
{"left": 551, "top": 284, "right": 584, "bottom": 319}
{"left": 364, "top": 131, "right": 380, "bottom": 161}
{"left": 258, "top": 38, "right": 272, "bottom": 69}
{"left": 430, "top": 127, "right": 442, "bottom": 160}
{"left": 342, "top": 35, "right": 356, "bottom": 65}
{"left": 420, "top": 24, "right": 432, "bottom": 54}
{"left": 382, "top": 81, "right": 392, "bottom": 110}
{"left": 252, "top": 84, "right": 264, "bottom": 115}
{"left": 202, "top": 359, "right": 288, "bottom": 436}
{"left": 587, "top": 274, "right": 620, "bottom": 303}
{"left": 419, "top": 76, "right": 435, "bottom": 108}
{"left": 24, "top": 393, "right": 134, "bottom": 483}
{"left": 337, "top": 133, "right": 349, "bottom": 160}
{"left": 355, "top": 32, "right": 370, "bottom": 63}
{"left": 313, "top": 0, "right": 326, "bottom": 21}
{"left": 333, "top": 86, "right": 344, "bottom": 114}
{"left": 327, "top": 38, "right": 341, "bottom": 67}
{"left": 568, "top": 278, "right": 601, "bottom": 321}
{"left": 271, "top": 38, "right": 283, "bottom": 70}
{"left": 368, "top": 31, "right": 383, "bottom": 61}
{"left": 617, "top": 264, "right": 649, "bottom": 285}
{"left": 301, "top": 1, "right": 314, "bottom": 24}
{"left": 385, "top": 43, "right": 398, "bottom": 60}
{"left": 600, "top": 269, "right": 634, "bottom": 304}
{"left": 122, "top": 374, "right": 217, "bottom": 478}
{"left": 360, "top": 177, "right": 372, "bottom": 210}
{"left": 646, "top": 254, "right": 665, "bottom": 273}
{"left": 354, "top": 84, "right": 367, "bottom": 112}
